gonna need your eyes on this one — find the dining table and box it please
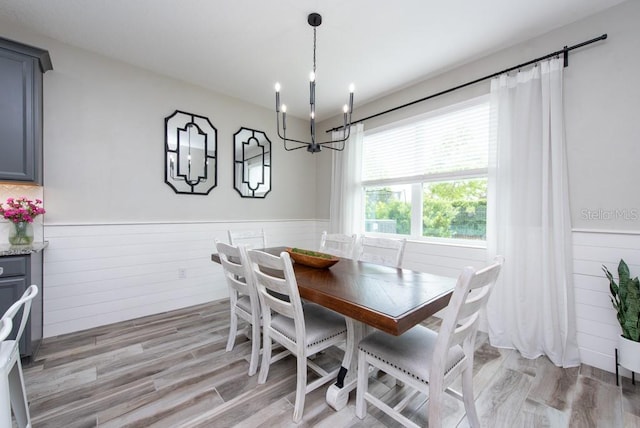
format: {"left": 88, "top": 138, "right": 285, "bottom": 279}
{"left": 211, "top": 246, "right": 457, "bottom": 410}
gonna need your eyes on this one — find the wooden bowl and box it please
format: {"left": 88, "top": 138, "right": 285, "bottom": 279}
{"left": 285, "top": 248, "right": 339, "bottom": 269}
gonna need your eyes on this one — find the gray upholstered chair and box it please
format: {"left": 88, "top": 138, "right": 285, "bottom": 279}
{"left": 356, "top": 235, "right": 407, "bottom": 268}
{"left": 319, "top": 231, "right": 357, "bottom": 259}
{"left": 0, "top": 285, "right": 39, "bottom": 428}
{"left": 248, "top": 249, "right": 347, "bottom": 423}
{"left": 216, "top": 241, "right": 261, "bottom": 376}
{"left": 355, "top": 257, "right": 504, "bottom": 428}
{"left": 227, "top": 228, "right": 267, "bottom": 249}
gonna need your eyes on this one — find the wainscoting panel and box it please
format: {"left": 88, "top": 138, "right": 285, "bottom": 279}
{"left": 41, "top": 222, "right": 635, "bottom": 376}
{"left": 572, "top": 230, "right": 640, "bottom": 374}
{"left": 43, "top": 220, "right": 322, "bottom": 337}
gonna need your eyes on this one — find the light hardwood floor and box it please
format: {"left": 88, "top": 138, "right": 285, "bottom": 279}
{"left": 19, "top": 300, "right": 640, "bottom": 427}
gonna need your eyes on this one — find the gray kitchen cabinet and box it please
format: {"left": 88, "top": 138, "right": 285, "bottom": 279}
{"left": 0, "top": 37, "right": 52, "bottom": 184}
{"left": 0, "top": 251, "right": 44, "bottom": 360}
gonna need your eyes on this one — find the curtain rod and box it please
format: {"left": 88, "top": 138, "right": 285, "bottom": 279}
{"left": 326, "top": 33, "right": 607, "bottom": 133}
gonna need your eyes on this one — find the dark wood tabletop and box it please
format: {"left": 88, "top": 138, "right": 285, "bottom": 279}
{"left": 212, "top": 246, "right": 456, "bottom": 336}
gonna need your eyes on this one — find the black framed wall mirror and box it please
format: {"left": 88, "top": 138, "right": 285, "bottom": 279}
{"left": 164, "top": 110, "right": 217, "bottom": 195}
{"left": 233, "top": 127, "right": 272, "bottom": 198}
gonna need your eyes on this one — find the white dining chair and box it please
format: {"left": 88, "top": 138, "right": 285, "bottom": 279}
{"left": 0, "top": 318, "right": 14, "bottom": 428}
{"left": 248, "top": 249, "right": 347, "bottom": 423}
{"left": 227, "top": 229, "right": 267, "bottom": 249}
{"left": 319, "top": 231, "right": 357, "bottom": 259}
{"left": 216, "top": 241, "right": 261, "bottom": 376}
{"left": 1, "top": 285, "right": 39, "bottom": 428}
{"left": 356, "top": 235, "right": 407, "bottom": 268}
{"left": 355, "top": 257, "right": 504, "bottom": 428}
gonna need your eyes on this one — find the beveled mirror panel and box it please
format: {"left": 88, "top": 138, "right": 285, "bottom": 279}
{"left": 165, "top": 110, "right": 217, "bottom": 195}
{"left": 233, "top": 127, "right": 272, "bottom": 198}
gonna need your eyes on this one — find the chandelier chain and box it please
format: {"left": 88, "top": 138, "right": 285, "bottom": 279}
{"left": 313, "top": 27, "right": 317, "bottom": 73}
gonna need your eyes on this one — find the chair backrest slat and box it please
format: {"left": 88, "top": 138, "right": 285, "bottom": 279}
{"left": 258, "top": 283, "right": 296, "bottom": 319}
{"left": 228, "top": 229, "right": 267, "bottom": 249}
{"left": 1, "top": 285, "right": 39, "bottom": 343}
{"left": 319, "top": 231, "right": 357, "bottom": 259}
{"left": 0, "top": 318, "right": 12, "bottom": 342}
{"left": 456, "top": 287, "right": 492, "bottom": 321}
{"left": 216, "top": 241, "right": 255, "bottom": 298}
{"left": 248, "top": 250, "right": 305, "bottom": 340}
{"left": 357, "top": 236, "right": 407, "bottom": 268}
{"left": 449, "top": 313, "right": 480, "bottom": 348}
{"left": 435, "top": 257, "right": 504, "bottom": 358}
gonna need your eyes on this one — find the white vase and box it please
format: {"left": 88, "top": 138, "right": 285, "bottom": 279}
{"left": 618, "top": 335, "right": 640, "bottom": 373}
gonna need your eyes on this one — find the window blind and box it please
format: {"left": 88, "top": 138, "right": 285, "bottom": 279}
{"left": 363, "top": 98, "right": 489, "bottom": 182}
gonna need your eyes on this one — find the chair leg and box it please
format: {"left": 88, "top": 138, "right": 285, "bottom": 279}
{"left": 292, "top": 353, "right": 308, "bottom": 423}
{"left": 258, "top": 333, "right": 272, "bottom": 384}
{"left": 461, "top": 365, "right": 480, "bottom": 428}
{"left": 248, "top": 321, "right": 260, "bottom": 376}
{"left": 427, "top": 378, "right": 444, "bottom": 428}
{"left": 355, "top": 350, "right": 368, "bottom": 419}
{"left": 226, "top": 310, "right": 238, "bottom": 352}
{"left": 9, "top": 361, "right": 31, "bottom": 428}
{"left": 0, "top": 375, "right": 12, "bottom": 428}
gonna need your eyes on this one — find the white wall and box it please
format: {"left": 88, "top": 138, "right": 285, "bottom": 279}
{"left": 316, "top": 1, "right": 640, "bottom": 374}
{"left": 0, "top": 18, "right": 317, "bottom": 225}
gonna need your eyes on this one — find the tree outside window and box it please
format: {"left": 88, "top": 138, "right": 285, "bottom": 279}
{"left": 365, "top": 178, "right": 486, "bottom": 240}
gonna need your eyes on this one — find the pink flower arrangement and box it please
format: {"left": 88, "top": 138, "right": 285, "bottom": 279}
{"left": 0, "top": 197, "right": 46, "bottom": 223}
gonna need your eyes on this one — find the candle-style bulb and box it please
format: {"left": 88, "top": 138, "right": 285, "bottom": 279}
{"left": 309, "top": 71, "right": 316, "bottom": 82}
{"left": 311, "top": 111, "right": 315, "bottom": 119}
{"left": 348, "top": 85, "right": 355, "bottom": 113}
{"left": 343, "top": 104, "right": 349, "bottom": 113}
{"left": 275, "top": 82, "right": 281, "bottom": 92}
{"left": 282, "top": 105, "right": 287, "bottom": 130}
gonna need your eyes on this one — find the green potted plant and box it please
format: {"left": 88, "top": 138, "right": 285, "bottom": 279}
{"left": 603, "top": 259, "right": 640, "bottom": 374}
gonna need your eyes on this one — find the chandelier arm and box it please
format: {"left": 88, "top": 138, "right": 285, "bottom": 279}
{"left": 284, "top": 141, "right": 311, "bottom": 151}
{"left": 280, "top": 135, "right": 316, "bottom": 150}
{"left": 318, "top": 138, "right": 347, "bottom": 145}
{"left": 318, "top": 143, "right": 345, "bottom": 152}
{"left": 316, "top": 119, "right": 351, "bottom": 146}
{"left": 275, "top": 112, "right": 312, "bottom": 147}
{"left": 317, "top": 132, "right": 349, "bottom": 144}
{"left": 276, "top": 111, "right": 329, "bottom": 148}
{"left": 277, "top": 129, "right": 317, "bottom": 147}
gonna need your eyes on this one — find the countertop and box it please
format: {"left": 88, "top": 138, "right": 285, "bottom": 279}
{"left": 0, "top": 241, "right": 49, "bottom": 256}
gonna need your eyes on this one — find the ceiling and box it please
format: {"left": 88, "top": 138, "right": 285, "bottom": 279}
{"left": 0, "top": 0, "right": 625, "bottom": 119}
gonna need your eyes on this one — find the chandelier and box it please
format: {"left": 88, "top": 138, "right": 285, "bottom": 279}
{"left": 274, "top": 13, "right": 354, "bottom": 153}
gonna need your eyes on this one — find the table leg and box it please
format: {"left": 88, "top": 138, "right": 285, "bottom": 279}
{"left": 326, "top": 318, "right": 366, "bottom": 410}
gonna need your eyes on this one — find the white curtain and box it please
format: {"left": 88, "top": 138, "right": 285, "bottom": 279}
{"left": 329, "top": 123, "right": 364, "bottom": 235}
{"left": 486, "top": 58, "right": 580, "bottom": 367}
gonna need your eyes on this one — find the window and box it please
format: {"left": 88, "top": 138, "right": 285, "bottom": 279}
{"left": 362, "top": 96, "right": 489, "bottom": 242}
